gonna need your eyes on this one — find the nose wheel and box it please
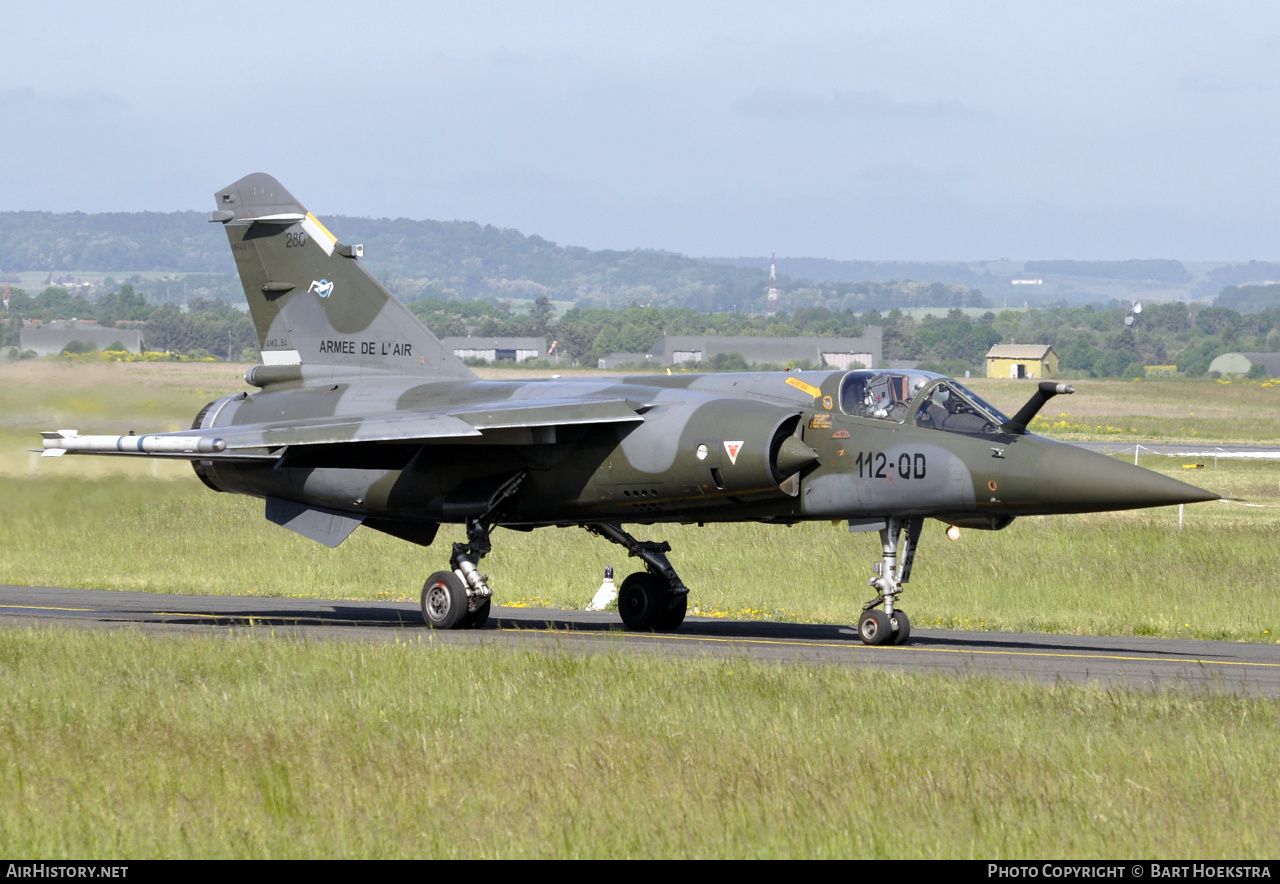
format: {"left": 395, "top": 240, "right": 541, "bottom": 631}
{"left": 857, "top": 608, "right": 911, "bottom": 646}
{"left": 856, "top": 517, "right": 922, "bottom": 645}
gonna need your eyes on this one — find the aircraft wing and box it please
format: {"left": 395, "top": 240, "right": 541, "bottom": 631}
{"left": 40, "top": 397, "right": 645, "bottom": 460}
{"left": 449, "top": 397, "right": 646, "bottom": 429}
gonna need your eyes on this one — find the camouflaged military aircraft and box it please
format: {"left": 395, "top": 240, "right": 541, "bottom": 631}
{"left": 40, "top": 173, "right": 1221, "bottom": 644}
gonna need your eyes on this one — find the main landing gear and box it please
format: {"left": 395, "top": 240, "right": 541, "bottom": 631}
{"left": 584, "top": 522, "right": 689, "bottom": 632}
{"left": 857, "top": 517, "right": 923, "bottom": 646}
{"left": 421, "top": 518, "right": 495, "bottom": 630}
{"left": 420, "top": 473, "right": 526, "bottom": 631}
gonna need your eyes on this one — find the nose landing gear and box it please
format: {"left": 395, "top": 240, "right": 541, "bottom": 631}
{"left": 857, "top": 517, "right": 922, "bottom": 646}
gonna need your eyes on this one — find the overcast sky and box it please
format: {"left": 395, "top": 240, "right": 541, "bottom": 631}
{"left": 3, "top": 1, "right": 1279, "bottom": 261}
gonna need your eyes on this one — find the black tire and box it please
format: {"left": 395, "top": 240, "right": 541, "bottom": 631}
{"left": 421, "top": 570, "right": 468, "bottom": 629}
{"left": 461, "top": 598, "right": 491, "bottom": 630}
{"left": 889, "top": 609, "right": 911, "bottom": 645}
{"left": 618, "top": 571, "right": 665, "bottom": 630}
{"left": 655, "top": 593, "right": 687, "bottom": 632}
{"left": 858, "top": 609, "right": 891, "bottom": 646}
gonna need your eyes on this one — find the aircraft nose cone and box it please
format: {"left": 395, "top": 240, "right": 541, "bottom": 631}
{"left": 1033, "top": 443, "right": 1220, "bottom": 513}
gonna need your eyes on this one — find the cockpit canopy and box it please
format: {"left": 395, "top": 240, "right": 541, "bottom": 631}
{"left": 838, "top": 369, "right": 1012, "bottom": 438}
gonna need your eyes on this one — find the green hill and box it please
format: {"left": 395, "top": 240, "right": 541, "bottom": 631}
{"left": 0, "top": 211, "right": 976, "bottom": 314}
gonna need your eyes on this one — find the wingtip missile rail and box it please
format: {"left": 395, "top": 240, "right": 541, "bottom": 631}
{"left": 40, "top": 430, "right": 226, "bottom": 457}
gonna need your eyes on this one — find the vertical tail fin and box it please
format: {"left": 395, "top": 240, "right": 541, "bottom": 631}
{"left": 210, "top": 173, "right": 472, "bottom": 378}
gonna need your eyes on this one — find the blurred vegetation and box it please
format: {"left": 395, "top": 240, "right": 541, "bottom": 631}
{"left": 1023, "top": 259, "right": 1191, "bottom": 283}
{"left": 2, "top": 214, "right": 1279, "bottom": 373}
{"left": 1215, "top": 283, "right": 1280, "bottom": 313}
{"left": 1, "top": 273, "right": 1277, "bottom": 376}
{"left": 0, "top": 211, "right": 980, "bottom": 314}
{"left": 4, "top": 282, "right": 1280, "bottom": 376}
{"left": 0, "top": 211, "right": 229, "bottom": 273}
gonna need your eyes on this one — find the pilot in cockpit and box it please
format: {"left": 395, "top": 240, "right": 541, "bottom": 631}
{"left": 917, "top": 384, "right": 952, "bottom": 429}
{"left": 915, "top": 382, "right": 998, "bottom": 435}
{"left": 865, "top": 373, "right": 913, "bottom": 421}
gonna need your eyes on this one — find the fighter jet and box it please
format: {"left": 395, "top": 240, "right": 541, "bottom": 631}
{"left": 39, "top": 174, "right": 1220, "bottom": 644}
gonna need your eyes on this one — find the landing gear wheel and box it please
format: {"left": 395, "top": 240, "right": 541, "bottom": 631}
{"left": 618, "top": 571, "right": 665, "bottom": 630}
{"left": 655, "top": 593, "right": 687, "bottom": 632}
{"left": 461, "top": 598, "right": 491, "bottom": 630}
{"left": 421, "top": 570, "right": 468, "bottom": 629}
{"left": 889, "top": 609, "right": 911, "bottom": 645}
{"left": 858, "top": 609, "right": 891, "bottom": 646}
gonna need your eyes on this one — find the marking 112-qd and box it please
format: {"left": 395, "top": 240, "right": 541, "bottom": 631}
{"left": 856, "top": 451, "right": 927, "bottom": 480}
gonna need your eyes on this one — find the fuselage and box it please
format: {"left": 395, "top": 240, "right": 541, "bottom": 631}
{"left": 193, "top": 367, "right": 1215, "bottom": 531}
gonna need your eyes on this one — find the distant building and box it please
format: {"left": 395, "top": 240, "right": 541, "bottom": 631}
{"left": 598, "top": 353, "right": 659, "bottom": 370}
{"left": 19, "top": 320, "right": 142, "bottom": 356}
{"left": 985, "top": 344, "right": 1057, "bottom": 379}
{"left": 647, "top": 328, "right": 883, "bottom": 369}
{"left": 440, "top": 336, "right": 546, "bottom": 363}
{"left": 1208, "top": 352, "right": 1280, "bottom": 378}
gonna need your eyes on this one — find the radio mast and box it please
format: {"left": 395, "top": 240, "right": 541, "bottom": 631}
{"left": 766, "top": 251, "right": 778, "bottom": 316}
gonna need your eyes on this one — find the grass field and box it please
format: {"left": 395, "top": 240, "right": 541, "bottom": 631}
{"left": 1, "top": 628, "right": 1277, "bottom": 859}
{"left": 966, "top": 375, "right": 1280, "bottom": 445}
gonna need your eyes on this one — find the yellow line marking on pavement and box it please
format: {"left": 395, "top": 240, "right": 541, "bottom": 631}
{"left": 904, "top": 644, "right": 1279, "bottom": 669}
{"left": 150, "top": 611, "right": 226, "bottom": 618}
{"left": 0, "top": 604, "right": 391, "bottom": 627}
{"left": 5, "top": 601, "right": 1276, "bottom": 669}
{"left": 526, "top": 627, "right": 1280, "bottom": 669}
{"left": 150, "top": 611, "right": 411, "bottom": 626}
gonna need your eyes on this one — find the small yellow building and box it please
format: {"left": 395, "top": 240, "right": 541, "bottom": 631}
{"left": 985, "top": 344, "right": 1058, "bottom": 379}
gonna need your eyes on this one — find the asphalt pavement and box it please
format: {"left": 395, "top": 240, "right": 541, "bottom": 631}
{"left": 4, "top": 585, "right": 1279, "bottom": 697}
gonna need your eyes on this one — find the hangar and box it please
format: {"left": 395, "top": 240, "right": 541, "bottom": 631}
{"left": 440, "top": 336, "right": 547, "bottom": 363}
{"left": 19, "top": 320, "right": 142, "bottom": 356}
{"left": 1208, "top": 352, "right": 1280, "bottom": 378}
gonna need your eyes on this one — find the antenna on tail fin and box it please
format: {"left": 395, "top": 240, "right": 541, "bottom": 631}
{"left": 210, "top": 173, "right": 472, "bottom": 378}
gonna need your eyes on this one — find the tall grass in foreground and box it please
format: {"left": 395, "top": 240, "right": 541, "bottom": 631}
{"left": 0, "top": 627, "right": 1275, "bottom": 858}
{"left": 1, "top": 457, "right": 1276, "bottom": 641}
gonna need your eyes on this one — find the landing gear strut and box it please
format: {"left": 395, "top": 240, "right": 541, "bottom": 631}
{"left": 858, "top": 517, "right": 922, "bottom": 646}
{"left": 584, "top": 522, "right": 689, "bottom": 631}
{"left": 420, "top": 472, "right": 525, "bottom": 630}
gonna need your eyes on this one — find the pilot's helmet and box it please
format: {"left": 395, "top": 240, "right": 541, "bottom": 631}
{"left": 908, "top": 375, "right": 930, "bottom": 398}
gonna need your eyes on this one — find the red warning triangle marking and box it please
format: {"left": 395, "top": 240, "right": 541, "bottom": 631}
{"left": 724, "top": 440, "right": 743, "bottom": 465}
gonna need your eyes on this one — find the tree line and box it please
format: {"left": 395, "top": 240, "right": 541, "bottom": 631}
{"left": 410, "top": 295, "right": 1280, "bottom": 377}
{"left": 0, "top": 211, "right": 982, "bottom": 313}
{"left": 4, "top": 283, "right": 1278, "bottom": 376}
{"left": 895, "top": 300, "right": 1280, "bottom": 378}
